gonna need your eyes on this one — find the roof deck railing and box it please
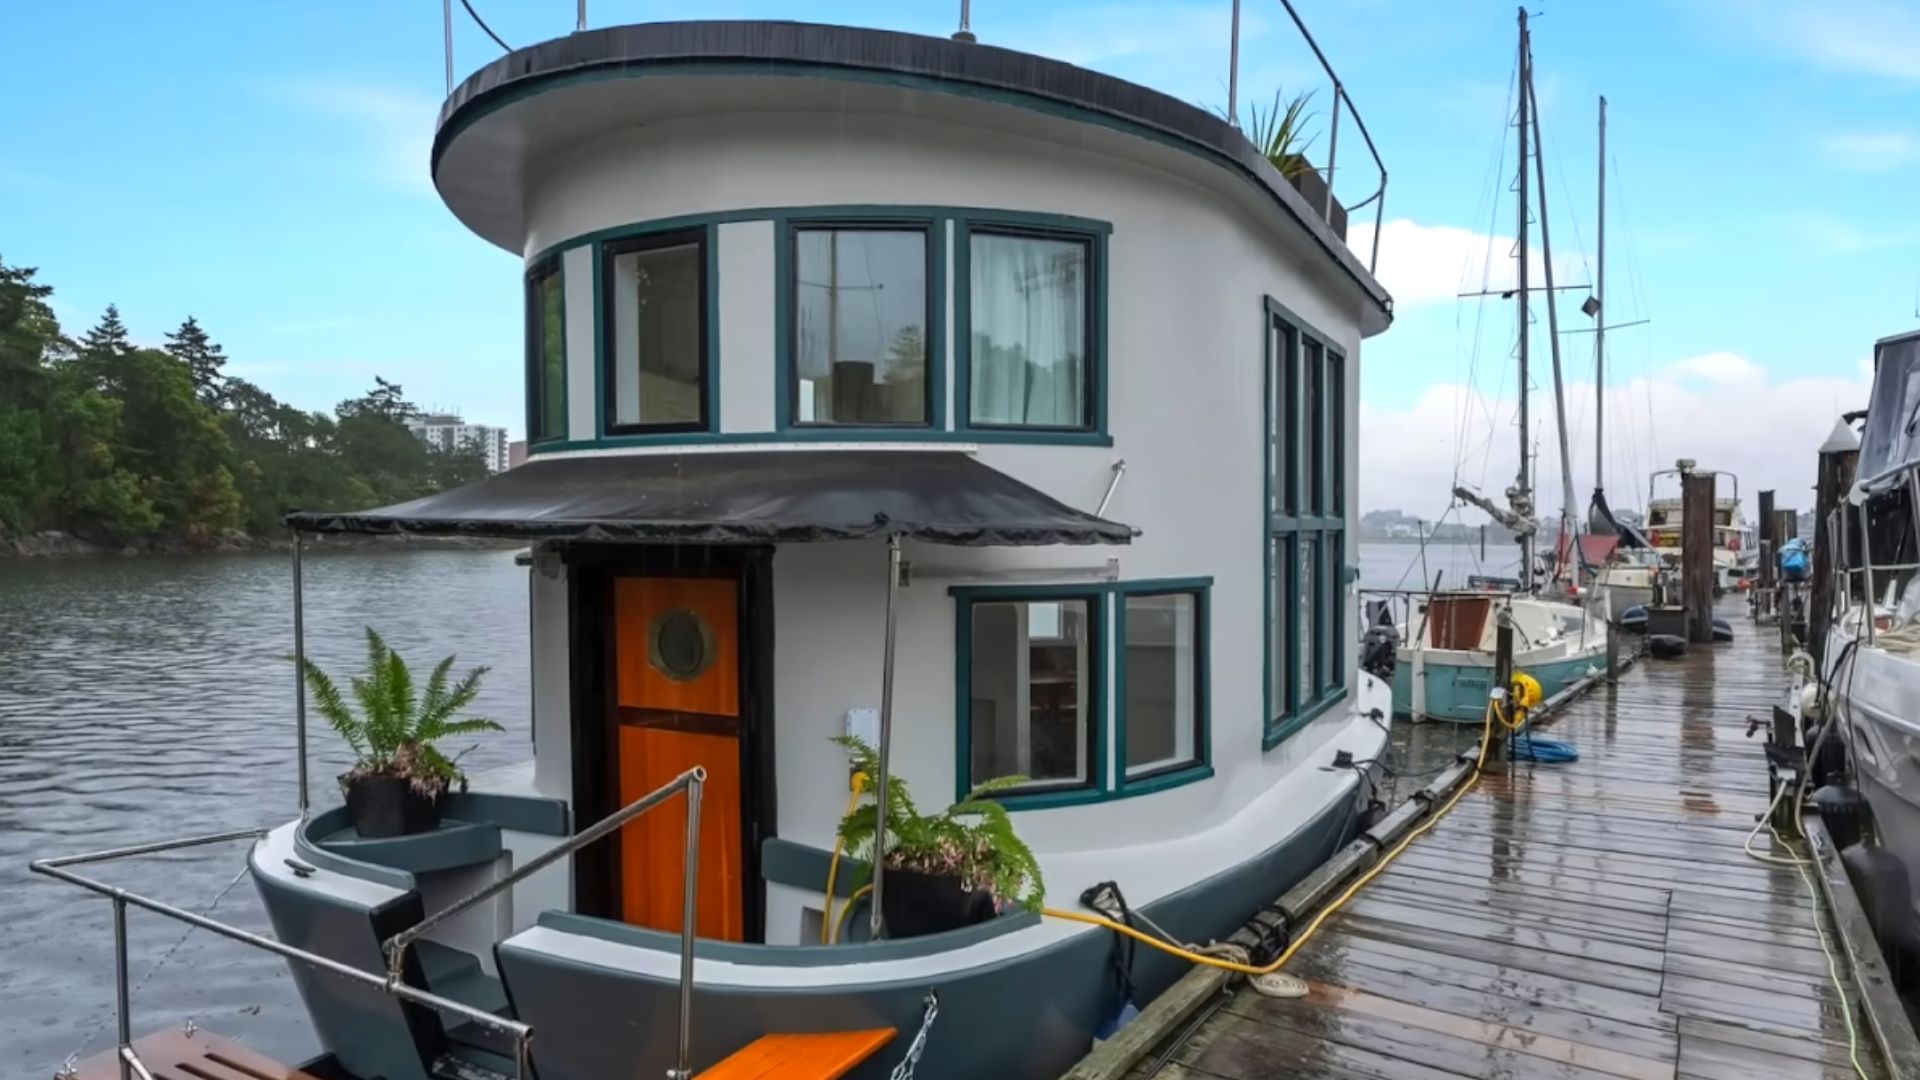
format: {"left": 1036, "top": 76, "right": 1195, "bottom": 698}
{"left": 443, "top": 1, "right": 1387, "bottom": 275}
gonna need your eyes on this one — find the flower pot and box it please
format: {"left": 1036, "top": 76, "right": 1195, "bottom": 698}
{"left": 344, "top": 774, "right": 443, "bottom": 838}
{"left": 879, "top": 867, "right": 998, "bottom": 939}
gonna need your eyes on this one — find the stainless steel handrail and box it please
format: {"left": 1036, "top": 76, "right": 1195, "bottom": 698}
{"left": 383, "top": 766, "right": 708, "bottom": 1079}
{"left": 31, "top": 828, "right": 534, "bottom": 1080}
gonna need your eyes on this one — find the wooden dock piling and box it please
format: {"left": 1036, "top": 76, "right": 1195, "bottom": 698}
{"left": 1682, "top": 470, "right": 1717, "bottom": 644}
{"left": 1128, "top": 598, "right": 1900, "bottom": 1080}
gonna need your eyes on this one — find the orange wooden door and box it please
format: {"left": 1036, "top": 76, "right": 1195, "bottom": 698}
{"left": 612, "top": 576, "right": 745, "bottom": 941}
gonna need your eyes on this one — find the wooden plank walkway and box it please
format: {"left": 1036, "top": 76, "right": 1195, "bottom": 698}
{"left": 1144, "top": 600, "right": 1887, "bottom": 1080}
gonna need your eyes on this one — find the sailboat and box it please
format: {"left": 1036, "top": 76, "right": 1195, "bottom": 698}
{"left": 1393, "top": 9, "right": 1609, "bottom": 723}
{"left": 1577, "top": 96, "right": 1659, "bottom": 622}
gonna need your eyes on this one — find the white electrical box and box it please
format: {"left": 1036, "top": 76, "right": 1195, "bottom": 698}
{"left": 845, "top": 707, "right": 879, "bottom": 747}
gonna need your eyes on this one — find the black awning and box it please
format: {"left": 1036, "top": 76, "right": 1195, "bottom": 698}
{"left": 285, "top": 450, "right": 1135, "bottom": 547}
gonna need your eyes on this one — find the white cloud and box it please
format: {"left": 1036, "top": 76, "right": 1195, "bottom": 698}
{"left": 274, "top": 81, "right": 439, "bottom": 193}
{"left": 1714, "top": 0, "right": 1920, "bottom": 84}
{"left": 1359, "top": 351, "right": 1871, "bottom": 518}
{"left": 1821, "top": 130, "right": 1920, "bottom": 170}
{"left": 1348, "top": 218, "right": 1575, "bottom": 306}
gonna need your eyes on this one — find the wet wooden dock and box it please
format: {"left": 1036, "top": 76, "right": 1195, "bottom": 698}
{"left": 1144, "top": 601, "right": 1887, "bottom": 1080}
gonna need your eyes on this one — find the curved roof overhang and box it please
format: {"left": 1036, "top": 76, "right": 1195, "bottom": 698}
{"left": 432, "top": 20, "right": 1393, "bottom": 336}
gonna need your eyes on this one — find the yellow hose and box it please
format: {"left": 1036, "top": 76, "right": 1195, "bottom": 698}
{"left": 820, "top": 772, "right": 869, "bottom": 944}
{"left": 1041, "top": 701, "right": 1497, "bottom": 977}
{"left": 832, "top": 884, "right": 873, "bottom": 944}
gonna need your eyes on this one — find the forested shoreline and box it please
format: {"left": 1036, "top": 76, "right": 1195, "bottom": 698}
{"left": 0, "top": 256, "right": 491, "bottom": 555}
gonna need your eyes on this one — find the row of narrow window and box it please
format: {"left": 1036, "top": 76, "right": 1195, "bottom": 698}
{"left": 526, "top": 223, "right": 1097, "bottom": 442}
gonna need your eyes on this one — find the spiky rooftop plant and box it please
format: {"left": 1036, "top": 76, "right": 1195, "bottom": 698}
{"left": 1218, "top": 89, "right": 1321, "bottom": 180}
{"left": 832, "top": 734, "right": 1044, "bottom": 912}
{"left": 298, "top": 627, "right": 502, "bottom": 798}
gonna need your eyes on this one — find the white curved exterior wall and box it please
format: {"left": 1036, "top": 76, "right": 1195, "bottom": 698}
{"left": 515, "top": 103, "right": 1376, "bottom": 935}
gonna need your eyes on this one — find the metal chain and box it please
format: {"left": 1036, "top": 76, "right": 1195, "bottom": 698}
{"left": 887, "top": 992, "right": 939, "bottom": 1080}
{"left": 58, "top": 863, "right": 252, "bottom": 1077}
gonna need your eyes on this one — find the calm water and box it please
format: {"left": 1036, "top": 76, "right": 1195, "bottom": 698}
{"left": 0, "top": 541, "right": 1503, "bottom": 1075}
{"left": 0, "top": 549, "right": 531, "bottom": 1077}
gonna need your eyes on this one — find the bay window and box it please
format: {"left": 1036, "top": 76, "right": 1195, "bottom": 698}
{"left": 603, "top": 230, "right": 708, "bottom": 434}
{"left": 961, "top": 225, "right": 1099, "bottom": 433}
{"left": 789, "top": 223, "right": 932, "bottom": 427}
{"left": 525, "top": 259, "right": 566, "bottom": 443}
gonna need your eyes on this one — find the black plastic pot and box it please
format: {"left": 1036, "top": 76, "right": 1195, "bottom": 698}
{"left": 344, "top": 775, "right": 443, "bottom": 838}
{"left": 879, "top": 867, "right": 998, "bottom": 939}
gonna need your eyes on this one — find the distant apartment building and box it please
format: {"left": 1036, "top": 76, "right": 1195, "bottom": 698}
{"left": 405, "top": 413, "right": 511, "bottom": 473}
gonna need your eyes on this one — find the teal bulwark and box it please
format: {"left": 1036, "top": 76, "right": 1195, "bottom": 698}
{"left": 1393, "top": 651, "right": 1598, "bottom": 724}
{"left": 530, "top": 205, "right": 1114, "bottom": 455}
{"left": 1263, "top": 295, "right": 1349, "bottom": 750}
{"left": 950, "top": 578, "right": 1212, "bottom": 809}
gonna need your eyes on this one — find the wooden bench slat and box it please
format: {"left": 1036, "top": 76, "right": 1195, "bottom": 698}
{"left": 698, "top": 1028, "right": 896, "bottom": 1080}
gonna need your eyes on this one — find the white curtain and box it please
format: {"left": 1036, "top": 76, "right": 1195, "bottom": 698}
{"left": 969, "top": 233, "right": 1087, "bottom": 427}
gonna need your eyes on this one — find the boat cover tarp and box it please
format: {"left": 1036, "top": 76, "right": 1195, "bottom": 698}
{"left": 1588, "top": 488, "right": 1652, "bottom": 549}
{"left": 285, "top": 450, "right": 1136, "bottom": 546}
{"left": 1857, "top": 332, "right": 1920, "bottom": 492}
{"left": 1557, "top": 532, "right": 1620, "bottom": 571}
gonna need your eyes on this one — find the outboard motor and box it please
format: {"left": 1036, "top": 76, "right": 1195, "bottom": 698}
{"left": 1361, "top": 623, "right": 1399, "bottom": 681}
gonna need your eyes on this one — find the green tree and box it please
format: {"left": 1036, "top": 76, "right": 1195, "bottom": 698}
{"left": 75, "top": 304, "right": 133, "bottom": 390}
{"left": 115, "top": 348, "right": 241, "bottom": 537}
{"left": 164, "top": 316, "right": 228, "bottom": 405}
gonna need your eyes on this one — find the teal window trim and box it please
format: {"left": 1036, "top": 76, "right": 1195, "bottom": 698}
{"left": 950, "top": 577, "right": 1213, "bottom": 808}
{"left": 951, "top": 582, "right": 1108, "bottom": 810}
{"left": 1114, "top": 579, "right": 1212, "bottom": 795}
{"left": 774, "top": 212, "right": 947, "bottom": 433}
{"left": 954, "top": 212, "right": 1111, "bottom": 445}
{"left": 525, "top": 256, "right": 567, "bottom": 444}
{"left": 1263, "top": 295, "right": 1348, "bottom": 751}
{"left": 595, "top": 225, "right": 719, "bottom": 438}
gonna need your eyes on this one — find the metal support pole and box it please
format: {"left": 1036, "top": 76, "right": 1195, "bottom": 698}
{"left": 293, "top": 535, "right": 309, "bottom": 817}
{"left": 870, "top": 535, "right": 904, "bottom": 941}
{"left": 576, "top": 0, "right": 587, "bottom": 32}
{"left": 114, "top": 896, "right": 131, "bottom": 1080}
{"left": 1324, "top": 85, "right": 1342, "bottom": 220}
{"left": 1096, "top": 459, "right": 1127, "bottom": 517}
{"left": 1490, "top": 612, "right": 1513, "bottom": 764}
{"left": 443, "top": 0, "right": 454, "bottom": 95}
{"left": 672, "top": 774, "right": 704, "bottom": 1080}
{"left": 1227, "top": 0, "right": 1241, "bottom": 128}
{"left": 1370, "top": 173, "right": 1386, "bottom": 273}
{"left": 953, "top": 0, "right": 975, "bottom": 42}
{"left": 1859, "top": 498, "right": 1876, "bottom": 646}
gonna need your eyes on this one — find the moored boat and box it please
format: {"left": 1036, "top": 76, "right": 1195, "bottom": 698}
{"left": 1391, "top": 590, "right": 1607, "bottom": 723}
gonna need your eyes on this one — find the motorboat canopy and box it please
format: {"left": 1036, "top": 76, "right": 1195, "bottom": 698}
{"left": 1855, "top": 330, "right": 1920, "bottom": 494}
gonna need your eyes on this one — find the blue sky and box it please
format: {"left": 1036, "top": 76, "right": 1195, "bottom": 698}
{"left": 2, "top": 1, "right": 1916, "bottom": 513}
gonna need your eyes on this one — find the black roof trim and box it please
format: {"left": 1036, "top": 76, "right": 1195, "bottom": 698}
{"left": 433, "top": 20, "right": 1390, "bottom": 320}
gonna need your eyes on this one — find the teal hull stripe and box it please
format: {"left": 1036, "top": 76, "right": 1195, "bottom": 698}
{"left": 1392, "top": 651, "right": 1602, "bottom": 724}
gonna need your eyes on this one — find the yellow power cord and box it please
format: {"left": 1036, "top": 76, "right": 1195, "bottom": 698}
{"left": 1040, "top": 699, "right": 1499, "bottom": 977}
{"left": 831, "top": 884, "right": 874, "bottom": 944}
{"left": 821, "top": 772, "right": 869, "bottom": 944}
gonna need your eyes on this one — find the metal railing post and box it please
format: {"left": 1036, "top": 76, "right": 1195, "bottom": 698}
{"left": 1324, "top": 84, "right": 1342, "bottom": 220}
{"left": 293, "top": 535, "right": 308, "bottom": 817}
{"left": 1859, "top": 498, "right": 1876, "bottom": 645}
{"left": 442, "top": 0, "right": 454, "bottom": 95}
{"left": 114, "top": 896, "right": 132, "bottom": 1080}
{"left": 1371, "top": 172, "right": 1387, "bottom": 273}
{"left": 672, "top": 774, "right": 704, "bottom": 1080}
{"left": 576, "top": 0, "right": 587, "bottom": 32}
{"left": 1228, "top": 0, "right": 1242, "bottom": 128}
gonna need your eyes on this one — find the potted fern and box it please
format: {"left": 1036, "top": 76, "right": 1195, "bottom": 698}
{"left": 297, "top": 628, "right": 503, "bottom": 837}
{"left": 832, "top": 735, "right": 1043, "bottom": 939}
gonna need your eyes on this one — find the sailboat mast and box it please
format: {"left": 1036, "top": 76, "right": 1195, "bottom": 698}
{"left": 1515, "top": 6, "right": 1533, "bottom": 590}
{"left": 1527, "top": 64, "right": 1576, "bottom": 580}
{"left": 1595, "top": 96, "right": 1607, "bottom": 497}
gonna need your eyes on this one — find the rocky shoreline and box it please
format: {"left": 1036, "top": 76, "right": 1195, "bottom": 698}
{"left": 0, "top": 530, "right": 520, "bottom": 558}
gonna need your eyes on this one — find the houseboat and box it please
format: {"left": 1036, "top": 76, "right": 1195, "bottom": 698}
{"left": 36, "top": 16, "right": 1397, "bottom": 1080}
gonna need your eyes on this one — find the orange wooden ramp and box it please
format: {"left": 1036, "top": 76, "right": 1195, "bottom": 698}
{"left": 65, "top": 1029, "right": 321, "bottom": 1079}
{"left": 697, "top": 1028, "right": 897, "bottom": 1080}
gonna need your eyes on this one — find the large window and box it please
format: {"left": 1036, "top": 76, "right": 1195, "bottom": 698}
{"left": 956, "top": 579, "right": 1211, "bottom": 807}
{"left": 1265, "top": 300, "right": 1347, "bottom": 749}
{"left": 603, "top": 230, "right": 707, "bottom": 434}
{"left": 525, "top": 259, "right": 566, "bottom": 442}
{"left": 1119, "top": 589, "right": 1206, "bottom": 783}
{"left": 962, "top": 226, "right": 1098, "bottom": 432}
{"left": 790, "top": 224, "right": 932, "bottom": 426}
{"left": 965, "top": 596, "right": 1097, "bottom": 794}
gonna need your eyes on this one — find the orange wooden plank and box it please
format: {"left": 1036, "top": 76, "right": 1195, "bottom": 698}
{"left": 698, "top": 1029, "right": 897, "bottom": 1080}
